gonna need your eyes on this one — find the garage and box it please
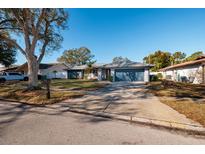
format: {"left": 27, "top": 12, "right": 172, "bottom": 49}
{"left": 115, "top": 69, "right": 144, "bottom": 82}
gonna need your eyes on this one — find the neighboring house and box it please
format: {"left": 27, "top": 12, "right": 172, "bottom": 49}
{"left": 0, "top": 65, "right": 19, "bottom": 72}
{"left": 67, "top": 60, "right": 153, "bottom": 82}
{"left": 160, "top": 56, "right": 205, "bottom": 84}
{"left": 16, "top": 63, "right": 69, "bottom": 79}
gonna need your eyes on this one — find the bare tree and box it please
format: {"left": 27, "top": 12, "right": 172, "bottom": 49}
{"left": 0, "top": 9, "right": 68, "bottom": 89}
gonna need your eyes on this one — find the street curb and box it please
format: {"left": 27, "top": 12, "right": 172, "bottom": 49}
{"left": 1, "top": 98, "right": 205, "bottom": 136}
{"left": 66, "top": 107, "right": 205, "bottom": 136}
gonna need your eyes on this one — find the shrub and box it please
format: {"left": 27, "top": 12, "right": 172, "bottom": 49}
{"left": 150, "top": 75, "right": 159, "bottom": 81}
{"left": 108, "top": 76, "right": 113, "bottom": 82}
{"left": 157, "top": 73, "right": 163, "bottom": 79}
{"left": 84, "top": 73, "right": 88, "bottom": 80}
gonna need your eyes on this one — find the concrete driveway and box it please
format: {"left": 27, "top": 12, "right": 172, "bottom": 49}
{"left": 61, "top": 82, "right": 200, "bottom": 126}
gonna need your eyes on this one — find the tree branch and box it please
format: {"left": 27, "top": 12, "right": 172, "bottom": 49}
{"left": 0, "top": 19, "right": 15, "bottom": 26}
{"left": 37, "top": 40, "right": 48, "bottom": 63}
{"left": 37, "top": 18, "right": 49, "bottom": 63}
{"left": 11, "top": 9, "right": 24, "bottom": 27}
{"left": 0, "top": 35, "right": 27, "bottom": 57}
{"left": 30, "top": 9, "right": 46, "bottom": 53}
{"left": 23, "top": 9, "right": 31, "bottom": 51}
{"left": 0, "top": 27, "right": 22, "bottom": 30}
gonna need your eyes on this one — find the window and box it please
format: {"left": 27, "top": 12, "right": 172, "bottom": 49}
{"left": 0, "top": 72, "right": 6, "bottom": 76}
{"left": 8, "top": 72, "right": 22, "bottom": 76}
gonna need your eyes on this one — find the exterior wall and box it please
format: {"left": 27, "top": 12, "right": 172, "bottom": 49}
{"left": 163, "top": 64, "right": 203, "bottom": 84}
{"left": 46, "top": 71, "right": 67, "bottom": 79}
{"left": 164, "top": 70, "right": 174, "bottom": 80}
{"left": 150, "top": 71, "right": 163, "bottom": 75}
{"left": 87, "top": 73, "right": 98, "bottom": 80}
{"left": 97, "top": 68, "right": 102, "bottom": 81}
{"left": 96, "top": 68, "right": 111, "bottom": 81}
{"left": 111, "top": 68, "right": 115, "bottom": 82}
{"left": 101, "top": 69, "right": 107, "bottom": 80}
{"left": 144, "top": 68, "right": 150, "bottom": 82}
{"left": 40, "top": 69, "right": 67, "bottom": 79}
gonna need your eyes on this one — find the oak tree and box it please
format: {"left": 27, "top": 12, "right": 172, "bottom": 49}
{"left": 143, "top": 50, "right": 172, "bottom": 71}
{"left": 0, "top": 37, "right": 16, "bottom": 67}
{"left": 0, "top": 9, "right": 68, "bottom": 89}
{"left": 57, "top": 47, "right": 96, "bottom": 66}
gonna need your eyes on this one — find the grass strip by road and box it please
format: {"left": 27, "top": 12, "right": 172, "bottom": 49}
{"left": 147, "top": 80, "right": 205, "bottom": 127}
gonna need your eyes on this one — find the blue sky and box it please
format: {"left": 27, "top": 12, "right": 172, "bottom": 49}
{"left": 16, "top": 8, "right": 205, "bottom": 64}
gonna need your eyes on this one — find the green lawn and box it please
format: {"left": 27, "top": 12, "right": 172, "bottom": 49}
{"left": 0, "top": 79, "right": 108, "bottom": 105}
{"left": 147, "top": 80, "right": 205, "bottom": 126}
{"left": 0, "top": 81, "right": 83, "bottom": 105}
{"left": 51, "top": 79, "right": 109, "bottom": 90}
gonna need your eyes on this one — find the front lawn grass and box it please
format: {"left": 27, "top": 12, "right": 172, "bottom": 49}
{"left": 0, "top": 81, "right": 84, "bottom": 105}
{"left": 51, "top": 79, "right": 109, "bottom": 90}
{"left": 147, "top": 80, "right": 205, "bottom": 126}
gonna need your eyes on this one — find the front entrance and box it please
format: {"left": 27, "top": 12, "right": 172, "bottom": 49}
{"left": 67, "top": 70, "right": 84, "bottom": 79}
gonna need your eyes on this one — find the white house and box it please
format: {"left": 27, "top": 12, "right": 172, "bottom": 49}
{"left": 16, "top": 63, "right": 69, "bottom": 79}
{"left": 67, "top": 60, "right": 153, "bottom": 82}
{"left": 39, "top": 63, "right": 69, "bottom": 79}
{"left": 160, "top": 56, "right": 205, "bottom": 84}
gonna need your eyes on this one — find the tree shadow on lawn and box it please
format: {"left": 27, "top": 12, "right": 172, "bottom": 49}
{"left": 175, "top": 91, "right": 204, "bottom": 100}
{"left": 146, "top": 82, "right": 205, "bottom": 102}
{"left": 163, "top": 88, "right": 205, "bottom": 102}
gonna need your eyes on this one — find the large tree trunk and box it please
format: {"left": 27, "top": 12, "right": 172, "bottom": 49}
{"left": 27, "top": 56, "right": 39, "bottom": 89}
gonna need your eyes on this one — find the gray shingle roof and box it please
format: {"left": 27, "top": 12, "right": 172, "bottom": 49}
{"left": 68, "top": 63, "right": 106, "bottom": 70}
{"left": 104, "top": 61, "right": 153, "bottom": 68}
{"left": 69, "top": 65, "right": 88, "bottom": 70}
{"left": 45, "top": 63, "right": 69, "bottom": 71}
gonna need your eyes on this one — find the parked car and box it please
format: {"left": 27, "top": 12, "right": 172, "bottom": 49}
{"left": 0, "top": 72, "right": 28, "bottom": 82}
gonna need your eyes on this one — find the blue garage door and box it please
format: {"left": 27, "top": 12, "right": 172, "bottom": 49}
{"left": 115, "top": 69, "right": 144, "bottom": 82}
